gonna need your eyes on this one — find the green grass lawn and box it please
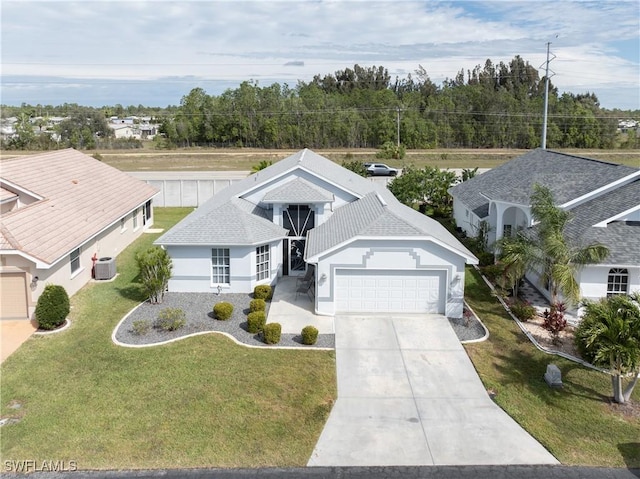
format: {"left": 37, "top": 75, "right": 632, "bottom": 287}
{"left": 0, "top": 208, "right": 336, "bottom": 469}
{"left": 464, "top": 267, "right": 640, "bottom": 468}
{"left": 2, "top": 208, "right": 639, "bottom": 469}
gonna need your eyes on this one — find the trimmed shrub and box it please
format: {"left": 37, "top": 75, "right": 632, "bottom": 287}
{"left": 543, "top": 303, "right": 567, "bottom": 344}
{"left": 263, "top": 323, "right": 282, "bottom": 345}
{"left": 247, "top": 311, "right": 267, "bottom": 334}
{"left": 301, "top": 325, "right": 319, "bottom": 345}
{"left": 132, "top": 319, "right": 151, "bottom": 335}
{"left": 249, "top": 298, "right": 266, "bottom": 313}
{"left": 480, "top": 262, "right": 504, "bottom": 283}
{"left": 156, "top": 308, "right": 186, "bottom": 331}
{"left": 508, "top": 299, "right": 537, "bottom": 322}
{"left": 476, "top": 251, "right": 495, "bottom": 267}
{"left": 35, "top": 284, "right": 70, "bottom": 330}
{"left": 253, "top": 284, "right": 272, "bottom": 300}
{"left": 213, "top": 301, "right": 234, "bottom": 320}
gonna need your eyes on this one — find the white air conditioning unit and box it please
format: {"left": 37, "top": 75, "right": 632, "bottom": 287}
{"left": 94, "top": 257, "right": 116, "bottom": 280}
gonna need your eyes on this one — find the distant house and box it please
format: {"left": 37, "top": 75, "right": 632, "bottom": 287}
{"left": 109, "top": 124, "right": 138, "bottom": 139}
{"left": 156, "top": 149, "right": 477, "bottom": 318}
{"left": 0, "top": 149, "right": 158, "bottom": 320}
{"left": 449, "top": 149, "right": 640, "bottom": 303}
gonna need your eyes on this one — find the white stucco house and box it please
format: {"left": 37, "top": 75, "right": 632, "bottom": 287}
{"left": 448, "top": 149, "right": 640, "bottom": 303}
{"left": 155, "top": 149, "right": 478, "bottom": 317}
{"left": 0, "top": 149, "right": 158, "bottom": 320}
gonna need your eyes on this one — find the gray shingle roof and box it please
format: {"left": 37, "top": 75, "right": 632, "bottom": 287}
{"left": 157, "top": 149, "right": 477, "bottom": 263}
{"left": 449, "top": 149, "right": 638, "bottom": 217}
{"left": 156, "top": 197, "right": 287, "bottom": 245}
{"left": 306, "top": 192, "right": 476, "bottom": 262}
{"left": 262, "top": 177, "right": 334, "bottom": 203}
{"left": 564, "top": 179, "right": 640, "bottom": 265}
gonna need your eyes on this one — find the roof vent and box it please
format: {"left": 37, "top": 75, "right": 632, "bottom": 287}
{"left": 376, "top": 193, "right": 387, "bottom": 207}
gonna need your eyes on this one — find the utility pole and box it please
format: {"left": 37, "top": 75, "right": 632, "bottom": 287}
{"left": 541, "top": 41, "right": 556, "bottom": 149}
{"left": 396, "top": 106, "right": 401, "bottom": 147}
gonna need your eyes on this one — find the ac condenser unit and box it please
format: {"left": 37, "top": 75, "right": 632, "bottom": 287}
{"left": 94, "top": 257, "right": 116, "bottom": 280}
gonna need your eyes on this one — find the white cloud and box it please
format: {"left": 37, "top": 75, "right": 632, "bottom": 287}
{"left": 1, "top": 0, "right": 638, "bottom": 108}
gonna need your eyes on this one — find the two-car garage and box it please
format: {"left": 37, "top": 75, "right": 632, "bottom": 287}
{"left": 335, "top": 269, "right": 446, "bottom": 314}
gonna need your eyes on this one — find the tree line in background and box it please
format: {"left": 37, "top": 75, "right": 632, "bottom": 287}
{"left": 2, "top": 56, "right": 639, "bottom": 151}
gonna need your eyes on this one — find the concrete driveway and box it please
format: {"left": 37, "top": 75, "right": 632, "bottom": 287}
{"left": 308, "top": 315, "right": 558, "bottom": 466}
{"left": 1, "top": 319, "right": 37, "bottom": 364}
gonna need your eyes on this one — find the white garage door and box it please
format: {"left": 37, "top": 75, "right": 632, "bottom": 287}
{"left": 0, "top": 273, "right": 29, "bottom": 320}
{"left": 335, "top": 269, "right": 446, "bottom": 313}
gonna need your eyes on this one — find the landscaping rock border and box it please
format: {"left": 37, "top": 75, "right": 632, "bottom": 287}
{"left": 113, "top": 292, "right": 334, "bottom": 349}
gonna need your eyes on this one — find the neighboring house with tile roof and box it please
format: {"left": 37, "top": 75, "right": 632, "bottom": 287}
{"left": 448, "top": 148, "right": 640, "bottom": 303}
{"left": 156, "top": 149, "right": 478, "bottom": 317}
{"left": 0, "top": 149, "right": 158, "bottom": 320}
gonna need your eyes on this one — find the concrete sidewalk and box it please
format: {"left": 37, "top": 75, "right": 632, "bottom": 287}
{"left": 1, "top": 319, "right": 37, "bottom": 363}
{"left": 308, "top": 315, "right": 558, "bottom": 466}
{"left": 267, "top": 277, "right": 334, "bottom": 334}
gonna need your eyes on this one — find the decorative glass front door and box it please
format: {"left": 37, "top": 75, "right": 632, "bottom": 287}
{"left": 289, "top": 238, "right": 306, "bottom": 275}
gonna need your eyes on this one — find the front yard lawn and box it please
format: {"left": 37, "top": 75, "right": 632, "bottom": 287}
{"left": 0, "top": 208, "right": 336, "bottom": 469}
{"left": 464, "top": 267, "right": 640, "bottom": 468}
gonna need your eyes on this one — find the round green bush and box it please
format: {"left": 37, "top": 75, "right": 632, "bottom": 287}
{"left": 253, "top": 284, "right": 272, "bottom": 300}
{"left": 213, "top": 301, "right": 234, "bottom": 320}
{"left": 301, "top": 325, "right": 319, "bottom": 345}
{"left": 249, "top": 298, "right": 266, "bottom": 313}
{"left": 247, "top": 311, "right": 267, "bottom": 334}
{"left": 35, "top": 284, "right": 70, "bottom": 330}
{"left": 263, "top": 323, "right": 281, "bottom": 345}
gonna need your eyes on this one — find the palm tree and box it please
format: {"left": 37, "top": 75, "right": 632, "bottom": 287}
{"left": 251, "top": 160, "right": 273, "bottom": 173}
{"left": 575, "top": 293, "right": 640, "bottom": 403}
{"left": 498, "top": 184, "right": 609, "bottom": 306}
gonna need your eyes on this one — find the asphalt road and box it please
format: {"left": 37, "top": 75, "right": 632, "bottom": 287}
{"left": 4, "top": 466, "right": 638, "bottom": 479}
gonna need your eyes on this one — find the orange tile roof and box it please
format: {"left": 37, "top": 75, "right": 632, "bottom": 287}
{"left": 0, "top": 149, "right": 157, "bottom": 265}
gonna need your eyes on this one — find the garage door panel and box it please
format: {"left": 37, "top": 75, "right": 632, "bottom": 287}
{"left": 1, "top": 273, "right": 29, "bottom": 319}
{"left": 336, "top": 269, "right": 445, "bottom": 314}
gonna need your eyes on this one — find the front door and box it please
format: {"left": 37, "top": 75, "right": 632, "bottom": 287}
{"left": 283, "top": 204, "right": 314, "bottom": 277}
{"left": 288, "top": 238, "right": 306, "bottom": 276}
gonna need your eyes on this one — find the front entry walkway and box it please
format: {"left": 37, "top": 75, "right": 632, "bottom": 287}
{"left": 267, "top": 277, "right": 334, "bottom": 334}
{"left": 308, "top": 315, "right": 558, "bottom": 466}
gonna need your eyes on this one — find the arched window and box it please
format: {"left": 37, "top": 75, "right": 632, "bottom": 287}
{"left": 607, "top": 268, "right": 629, "bottom": 297}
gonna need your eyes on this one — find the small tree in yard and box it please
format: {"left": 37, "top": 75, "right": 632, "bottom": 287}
{"left": 135, "top": 246, "right": 172, "bottom": 304}
{"left": 575, "top": 293, "right": 640, "bottom": 404}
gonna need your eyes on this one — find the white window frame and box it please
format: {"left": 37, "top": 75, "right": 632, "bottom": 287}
{"left": 607, "top": 268, "right": 629, "bottom": 297}
{"left": 120, "top": 217, "right": 127, "bottom": 233}
{"left": 256, "top": 245, "right": 270, "bottom": 282}
{"left": 211, "top": 248, "right": 230, "bottom": 285}
{"left": 70, "top": 247, "right": 81, "bottom": 275}
{"left": 132, "top": 208, "right": 139, "bottom": 231}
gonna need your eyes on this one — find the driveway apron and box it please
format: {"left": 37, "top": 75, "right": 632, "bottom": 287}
{"left": 307, "top": 315, "right": 558, "bottom": 466}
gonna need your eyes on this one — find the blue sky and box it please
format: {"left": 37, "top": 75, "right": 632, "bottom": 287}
{"left": 1, "top": 0, "right": 638, "bottom": 109}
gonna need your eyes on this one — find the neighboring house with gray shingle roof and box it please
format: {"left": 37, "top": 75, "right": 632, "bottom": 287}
{"left": 448, "top": 148, "right": 640, "bottom": 303}
{"left": 156, "top": 149, "right": 477, "bottom": 318}
{"left": 0, "top": 149, "right": 158, "bottom": 320}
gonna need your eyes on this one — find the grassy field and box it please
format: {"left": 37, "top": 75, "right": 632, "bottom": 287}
{"left": 464, "top": 267, "right": 640, "bottom": 468}
{"left": 2, "top": 146, "right": 639, "bottom": 171}
{"left": 0, "top": 208, "right": 336, "bottom": 470}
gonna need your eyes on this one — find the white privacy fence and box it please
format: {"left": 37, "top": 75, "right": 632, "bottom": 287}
{"left": 126, "top": 169, "right": 488, "bottom": 207}
{"left": 127, "top": 171, "right": 250, "bottom": 207}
